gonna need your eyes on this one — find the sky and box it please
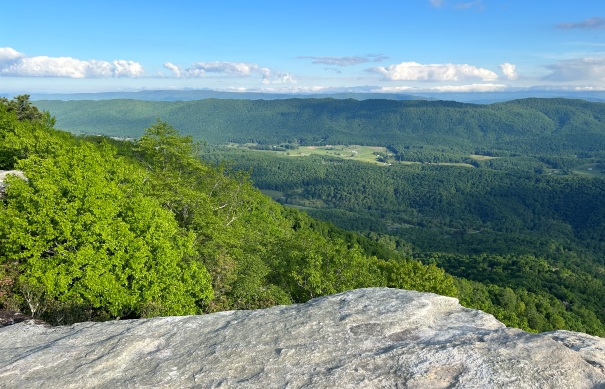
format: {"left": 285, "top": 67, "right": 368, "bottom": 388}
{"left": 1, "top": 0, "right": 604, "bottom": 95}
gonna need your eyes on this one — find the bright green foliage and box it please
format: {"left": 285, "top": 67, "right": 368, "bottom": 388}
{"left": 269, "top": 229, "right": 384, "bottom": 301}
{"left": 379, "top": 260, "right": 458, "bottom": 297}
{"left": 456, "top": 279, "right": 605, "bottom": 335}
{"left": 0, "top": 102, "right": 63, "bottom": 169}
{"left": 133, "top": 121, "right": 286, "bottom": 310}
{"left": 136, "top": 119, "right": 200, "bottom": 173}
{"left": 131, "top": 121, "right": 460, "bottom": 311}
{"left": 5, "top": 99, "right": 595, "bottom": 335}
{"left": 135, "top": 120, "right": 222, "bottom": 230}
{"left": 0, "top": 143, "right": 213, "bottom": 319}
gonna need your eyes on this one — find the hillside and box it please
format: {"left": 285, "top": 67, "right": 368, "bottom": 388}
{"left": 3, "top": 96, "right": 605, "bottom": 336}
{"left": 35, "top": 98, "right": 605, "bottom": 156}
{"left": 0, "top": 96, "right": 458, "bottom": 324}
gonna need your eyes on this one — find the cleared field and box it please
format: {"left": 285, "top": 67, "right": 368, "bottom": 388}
{"left": 234, "top": 144, "right": 477, "bottom": 168}
{"left": 293, "top": 145, "right": 388, "bottom": 164}
{"left": 436, "top": 162, "right": 475, "bottom": 168}
{"left": 470, "top": 154, "right": 500, "bottom": 161}
{"left": 573, "top": 164, "right": 605, "bottom": 178}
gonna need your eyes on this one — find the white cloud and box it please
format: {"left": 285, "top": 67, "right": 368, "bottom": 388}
{"left": 262, "top": 85, "right": 329, "bottom": 93}
{"left": 188, "top": 61, "right": 271, "bottom": 77}
{"left": 370, "top": 84, "right": 507, "bottom": 93}
{"left": 109, "top": 60, "right": 144, "bottom": 77}
{"left": 0, "top": 47, "right": 143, "bottom": 78}
{"left": 430, "top": 0, "right": 444, "bottom": 8}
{"left": 372, "top": 86, "right": 416, "bottom": 93}
{"left": 428, "top": 83, "right": 507, "bottom": 92}
{"left": 0, "top": 47, "right": 24, "bottom": 64}
{"left": 543, "top": 57, "right": 605, "bottom": 82}
{"left": 233, "top": 84, "right": 509, "bottom": 94}
{"left": 163, "top": 62, "right": 182, "bottom": 78}
{"left": 573, "top": 86, "right": 605, "bottom": 91}
{"left": 224, "top": 87, "right": 248, "bottom": 92}
{"left": 164, "top": 60, "right": 296, "bottom": 84}
{"left": 370, "top": 62, "right": 499, "bottom": 82}
{"left": 499, "top": 63, "right": 518, "bottom": 80}
{"left": 262, "top": 72, "right": 296, "bottom": 85}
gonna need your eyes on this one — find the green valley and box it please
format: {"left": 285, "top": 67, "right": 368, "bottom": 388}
{"left": 3, "top": 95, "right": 605, "bottom": 336}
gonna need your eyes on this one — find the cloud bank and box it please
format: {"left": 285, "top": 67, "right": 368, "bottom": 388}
{"left": 428, "top": 83, "right": 506, "bottom": 92}
{"left": 544, "top": 57, "right": 605, "bottom": 82}
{"left": 163, "top": 61, "right": 295, "bottom": 84}
{"left": 0, "top": 47, "right": 143, "bottom": 78}
{"left": 370, "top": 61, "right": 499, "bottom": 81}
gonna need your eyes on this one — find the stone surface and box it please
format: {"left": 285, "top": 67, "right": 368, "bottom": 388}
{"left": 0, "top": 288, "right": 604, "bottom": 388}
{"left": 0, "top": 170, "right": 26, "bottom": 182}
{"left": 0, "top": 170, "right": 25, "bottom": 196}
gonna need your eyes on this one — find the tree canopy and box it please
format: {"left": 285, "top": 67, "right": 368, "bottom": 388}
{"left": 2, "top": 96, "right": 604, "bottom": 336}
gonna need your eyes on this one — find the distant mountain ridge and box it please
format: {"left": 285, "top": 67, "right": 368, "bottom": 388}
{"left": 35, "top": 97, "right": 605, "bottom": 155}
{"left": 18, "top": 88, "right": 605, "bottom": 103}
{"left": 27, "top": 90, "right": 428, "bottom": 102}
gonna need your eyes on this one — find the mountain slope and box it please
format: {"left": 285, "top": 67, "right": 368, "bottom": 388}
{"left": 35, "top": 98, "right": 605, "bottom": 155}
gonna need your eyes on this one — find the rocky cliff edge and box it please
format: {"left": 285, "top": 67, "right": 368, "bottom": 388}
{"left": 0, "top": 288, "right": 604, "bottom": 388}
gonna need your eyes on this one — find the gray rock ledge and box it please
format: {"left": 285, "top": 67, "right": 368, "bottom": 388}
{"left": 0, "top": 288, "right": 604, "bottom": 388}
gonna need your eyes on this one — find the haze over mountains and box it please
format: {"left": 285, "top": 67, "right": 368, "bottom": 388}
{"left": 13, "top": 89, "right": 605, "bottom": 104}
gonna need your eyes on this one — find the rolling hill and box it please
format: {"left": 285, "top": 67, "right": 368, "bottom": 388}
{"left": 35, "top": 98, "right": 605, "bottom": 156}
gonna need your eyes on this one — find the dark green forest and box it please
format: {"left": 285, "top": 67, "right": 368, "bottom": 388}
{"left": 3, "top": 96, "right": 605, "bottom": 336}
{"left": 200, "top": 148, "right": 605, "bottom": 333}
{"left": 35, "top": 97, "right": 605, "bottom": 158}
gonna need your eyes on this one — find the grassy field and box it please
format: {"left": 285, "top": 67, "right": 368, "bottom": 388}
{"left": 572, "top": 163, "right": 605, "bottom": 178}
{"left": 470, "top": 154, "right": 500, "bottom": 161}
{"left": 292, "top": 145, "right": 388, "bottom": 164}
{"left": 235, "top": 144, "right": 477, "bottom": 167}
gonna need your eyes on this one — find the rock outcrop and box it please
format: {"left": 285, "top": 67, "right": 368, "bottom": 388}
{"left": 0, "top": 170, "right": 26, "bottom": 196}
{"left": 1, "top": 288, "right": 604, "bottom": 388}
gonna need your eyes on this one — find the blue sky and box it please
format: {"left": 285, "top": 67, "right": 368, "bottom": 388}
{"left": 1, "top": 0, "right": 604, "bottom": 94}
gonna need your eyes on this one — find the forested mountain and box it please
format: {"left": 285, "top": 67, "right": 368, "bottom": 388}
{"left": 3, "top": 96, "right": 605, "bottom": 336}
{"left": 35, "top": 98, "right": 605, "bottom": 157}
{"left": 201, "top": 148, "right": 605, "bottom": 333}
{"left": 0, "top": 96, "right": 456, "bottom": 324}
